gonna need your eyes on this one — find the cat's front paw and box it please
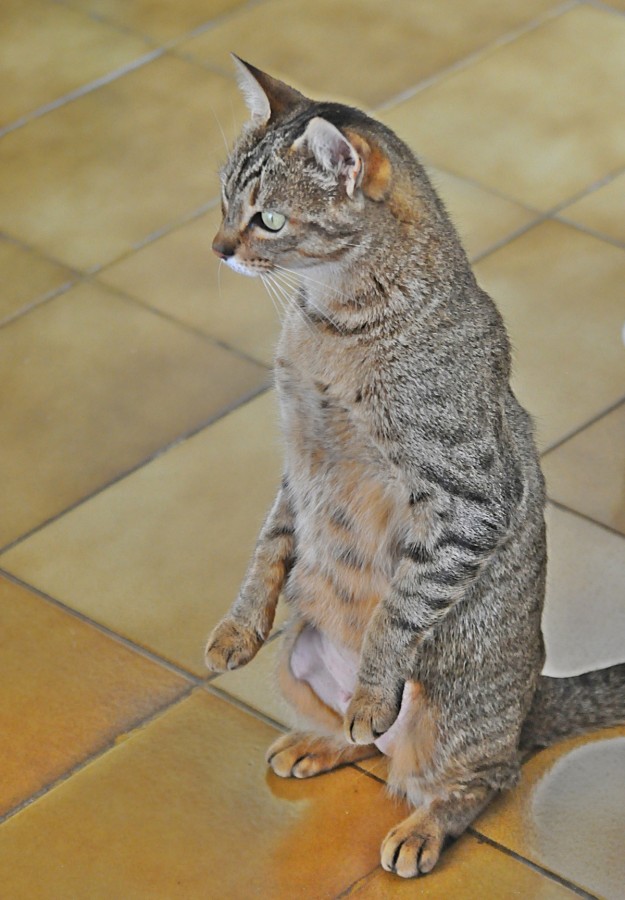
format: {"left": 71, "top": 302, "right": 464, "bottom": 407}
{"left": 344, "top": 683, "right": 400, "bottom": 745}
{"left": 204, "top": 617, "right": 263, "bottom": 673}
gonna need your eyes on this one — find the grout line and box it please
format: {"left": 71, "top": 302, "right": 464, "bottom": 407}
{"left": 554, "top": 215, "right": 625, "bottom": 251}
{"left": 0, "top": 278, "right": 80, "bottom": 329}
{"left": 546, "top": 499, "right": 625, "bottom": 541}
{"left": 540, "top": 395, "right": 625, "bottom": 457}
{"left": 0, "top": 687, "right": 196, "bottom": 828}
{"left": 471, "top": 213, "right": 549, "bottom": 264}
{"left": 0, "top": 380, "right": 272, "bottom": 558}
{"left": 0, "top": 568, "right": 202, "bottom": 683}
{"left": 375, "top": 0, "right": 578, "bottom": 112}
{"left": 467, "top": 830, "right": 599, "bottom": 898}
{"left": 204, "top": 683, "right": 288, "bottom": 734}
{"left": 585, "top": 0, "right": 625, "bottom": 19}
{"left": 333, "top": 864, "right": 384, "bottom": 899}
{"left": 547, "top": 163, "right": 625, "bottom": 217}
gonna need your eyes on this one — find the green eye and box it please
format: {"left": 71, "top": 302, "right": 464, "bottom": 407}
{"left": 259, "top": 210, "right": 286, "bottom": 232}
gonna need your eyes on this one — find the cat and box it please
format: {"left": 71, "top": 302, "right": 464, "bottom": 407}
{"left": 205, "top": 56, "right": 625, "bottom": 879}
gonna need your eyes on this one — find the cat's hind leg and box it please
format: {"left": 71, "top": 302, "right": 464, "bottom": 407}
{"left": 267, "top": 731, "right": 377, "bottom": 778}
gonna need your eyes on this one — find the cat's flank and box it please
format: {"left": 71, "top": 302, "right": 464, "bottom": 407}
{"left": 205, "top": 57, "right": 625, "bottom": 878}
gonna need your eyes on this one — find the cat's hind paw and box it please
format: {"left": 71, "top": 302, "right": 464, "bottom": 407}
{"left": 266, "top": 731, "right": 377, "bottom": 778}
{"left": 204, "top": 616, "right": 263, "bottom": 673}
{"left": 381, "top": 811, "right": 445, "bottom": 878}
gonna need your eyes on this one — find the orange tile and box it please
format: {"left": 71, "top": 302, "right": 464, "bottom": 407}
{"left": 543, "top": 403, "right": 625, "bottom": 536}
{"left": 0, "top": 281, "right": 266, "bottom": 547}
{"left": 0, "top": 0, "right": 150, "bottom": 128}
{"left": 0, "top": 56, "right": 246, "bottom": 270}
{"left": 0, "top": 237, "right": 73, "bottom": 324}
{"left": 0, "top": 691, "right": 409, "bottom": 897}
{"left": 98, "top": 207, "right": 280, "bottom": 366}
{"left": 1, "top": 392, "right": 282, "bottom": 675}
{"left": 475, "top": 729, "right": 625, "bottom": 899}
{"left": 0, "top": 575, "right": 188, "bottom": 818}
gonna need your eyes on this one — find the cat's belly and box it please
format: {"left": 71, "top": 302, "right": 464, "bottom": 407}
{"left": 281, "top": 391, "right": 411, "bottom": 651}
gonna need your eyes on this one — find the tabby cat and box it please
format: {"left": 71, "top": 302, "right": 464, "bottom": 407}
{"left": 205, "top": 57, "right": 625, "bottom": 878}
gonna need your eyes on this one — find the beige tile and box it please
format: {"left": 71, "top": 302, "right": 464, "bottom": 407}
{"left": 0, "top": 56, "right": 246, "bottom": 270}
{"left": 65, "top": 0, "right": 247, "bottom": 42}
{"left": 0, "top": 281, "right": 265, "bottom": 547}
{"left": 475, "top": 729, "right": 625, "bottom": 899}
{"left": 350, "top": 835, "right": 575, "bottom": 898}
{"left": 0, "top": 575, "right": 187, "bottom": 818}
{"left": 474, "top": 220, "right": 625, "bottom": 449}
{"left": 0, "top": 0, "right": 150, "bottom": 128}
{"left": 210, "top": 634, "right": 290, "bottom": 726}
{"left": 543, "top": 403, "right": 625, "bottom": 536}
{"left": 382, "top": 5, "right": 625, "bottom": 209}
{"left": 542, "top": 504, "right": 625, "bottom": 678}
{"left": 0, "top": 238, "right": 73, "bottom": 323}
{"left": 0, "top": 691, "right": 409, "bottom": 898}
{"left": 98, "top": 207, "right": 280, "bottom": 366}
{"left": 177, "top": 0, "right": 560, "bottom": 108}
{"left": 559, "top": 171, "right": 625, "bottom": 246}
{"left": 1, "top": 392, "right": 282, "bottom": 675}
{"left": 428, "top": 167, "right": 537, "bottom": 260}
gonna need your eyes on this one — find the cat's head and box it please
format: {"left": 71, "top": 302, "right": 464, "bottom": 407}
{"left": 213, "top": 57, "right": 401, "bottom": 280}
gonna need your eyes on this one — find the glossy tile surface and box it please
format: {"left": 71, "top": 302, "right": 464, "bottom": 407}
{"left": 382, "top": 5, "right": 625, "bottom": 209}
{"left": 543, "top": 403, "right": 625, "bottom": 536}
{"left": 1, "top": 393, "right": 281, "bottom": 675}
{"left": 0, "top": 0, "right": 150, "bottom": 128}
{"left": 0, "top": 237, "right": 73, "bottom": 324}
{"left": 475, "top": 730, "right": 625, "bottom": 900}
{"left": 0, "top": 56, "right": 245, "bottom": 269}
{"left": 474, "top": 220, "right": 625, "bottom": 449}
{"left": 0, "top": 281, "right": 265, "bottom": 548}
{"left": 0, "top": 575, "right": 188, "bottom": 818}
{"left": 210, "top": 634, "right": 289, "bottom": 726}
{"left": 98, "top": 207, "right": 280, "bottom": 366}
{"left": 0, "top": 691, "right": 408, "bottom": 898}
{"left": 178, "top": 0, "right": 560, "bottom": 107}
{"left": 560, "top": 170, "right": 625, "bottom": 246}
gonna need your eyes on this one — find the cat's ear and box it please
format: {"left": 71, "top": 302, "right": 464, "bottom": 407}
{"left": 292, "top": 117, "right": 362, "bottom": 198}
{"left": 232, "top": 55, "right": 305, "bottom": 125}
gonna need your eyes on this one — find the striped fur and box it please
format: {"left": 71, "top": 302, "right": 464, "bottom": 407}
{"left": 205, "top": 60, "right": 625, "bottom": 879}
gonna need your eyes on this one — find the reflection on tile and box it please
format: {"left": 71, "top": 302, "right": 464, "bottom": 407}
{"left": 0, "top": 691, "right": 408, "bottom": 897}
{"left": 382, "top": 6, "right": 625, "bottom": 209}
{"left": 0, "top": 575, "right": 187, "bottom": 818}
{"left": 0, "top": 0, "right": 150, "bottom": 127}
{"left": 0, "top": 281, "right": 265, "bottom": 547}
{"left": 559, "top": 171, "right": 625, "bottom": 246}
{"left": 475, "top": 731, "right": 625, "bottom": 899}
{"left": 427, "top": 167, "right": 537, "bottom": 260}
{"left": 542, "top": 505, "right": 625, "bottom": 677}
{"left": 177, "top": 0, "right": 560, "bottom": 108}
{"left": 474, "top": 220, "right": 625, "bottom": 449}
{"left": 210, "top": 635, "right": 289, "bottom": 726}
{"left": 98, "top": 208, "right": 280, "bottom": 366}
{"left": 65, "top": 0, "right": 247, "bottom": 42}
{"left": 350, "top": 835, "right": 575, "bottom": 898}
{"left": 0, "top": 56, "right": 246, "bottom": 270}
{"left": 1, "top": 392, "right": 282, "bottom": 675}
{"left": 543, "top": 403, "right": 625, "bottom": 536}
{"left": 0, "top": 238, "right": 73, "bottom": 323}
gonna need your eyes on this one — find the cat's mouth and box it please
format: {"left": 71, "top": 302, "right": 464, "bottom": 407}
{"left": 223, "top": 257, "right": 261, "bottom": 278}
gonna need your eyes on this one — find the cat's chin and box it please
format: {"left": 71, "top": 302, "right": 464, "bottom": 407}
{"left": 224, "top": 258, "right": 262, "bottom": 278}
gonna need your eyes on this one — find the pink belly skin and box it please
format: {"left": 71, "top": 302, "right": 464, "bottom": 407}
{"left": 289, "top": 624, "right": 413, "bottom": 756}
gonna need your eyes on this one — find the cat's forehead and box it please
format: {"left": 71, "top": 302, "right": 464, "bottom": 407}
{"left": 222, "top": 125, "right": 292, "bottom": 198}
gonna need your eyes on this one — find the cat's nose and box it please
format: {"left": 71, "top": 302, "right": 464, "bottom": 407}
{"left": 212, "top": 236, "right": 236, "bottom": 260}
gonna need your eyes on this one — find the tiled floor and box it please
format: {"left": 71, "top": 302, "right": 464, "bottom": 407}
{"left": 1, "top": 1, "right": 624, "bottom": 897}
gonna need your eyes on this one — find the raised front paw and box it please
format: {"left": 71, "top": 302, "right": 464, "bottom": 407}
{"left": 204, "top": 617, "right": 263, "bottom": 673}
{"left": 344, "top": 683, "right": 400, "bottom": 745}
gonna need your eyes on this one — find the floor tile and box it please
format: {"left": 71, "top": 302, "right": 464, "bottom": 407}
{"left": 64, "top": 0, "right": 247, "bottom": 42}
{"left": 1, "top": 392, "right": 282, "bottom": 675}
{"left": 349, "top": 834, "right": 576, "bottom": 898}
{"left": 0, "top": 690, "right": 408, "bottom": 898}
{"left": 0, "top": 575, "right": 187, "bottom": 819}
{"left": 382, "top": 5, "right": 625, "bottom": 209}
{"left": 427, "top": 166, "right": 537, "bottom": 260}
{"left": 0, "top": 281, "right": 265, "bottom": 548}
{"left": 210, "top": 634, "right": 290, "bottom": 726}
{"left": 0, "top": 237, "right": 73, "bottom": 324}
{"left": 542, "top": 504, "right": 625, "bottom": 678}
{"left": 543, "top": 403, "right": 625, "bottom": 536}
{"left": 559, "top": 170, "right": 625, "bottom": 246}
{"left": 98, "top": 207, "right": 280, "bottom": 366}
{"left": 475, "top": 729, "right": 625, "bottom": 899}
{"left": 0, "top": 0, "right": 150, "bottom": 128}
{"left": 474, "top": 220, "right": 625, "bottom": 449}
{"left": 0, "top": 55, "right": 246, "bottom": 270}
{"left": 177, "top": 0, "right": 560, "bottom": 108}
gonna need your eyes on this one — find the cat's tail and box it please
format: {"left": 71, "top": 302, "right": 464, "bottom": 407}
{"left": 520, "top": 663, "right": 625, "bottom": 750}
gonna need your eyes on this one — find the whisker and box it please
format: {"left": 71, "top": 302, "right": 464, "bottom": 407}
{"left": 209, "top": 102, "right": 230, "bottom": 156}
{"left": 261, "top": 274, "right": 286, "bottom": 323}
{"left": 266, "top": 272, "right": 317, "bottom": 340}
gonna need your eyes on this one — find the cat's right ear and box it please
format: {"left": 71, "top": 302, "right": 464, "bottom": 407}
{"left": 232, "top": 55, "right": 305, "bottom": 125}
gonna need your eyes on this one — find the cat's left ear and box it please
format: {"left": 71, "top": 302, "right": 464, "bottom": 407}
{"left": 292, "top": 117, "right": 363, "bottom": 198}
{"left": 232, "top": 55, "right": 305, "bottom": 125}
